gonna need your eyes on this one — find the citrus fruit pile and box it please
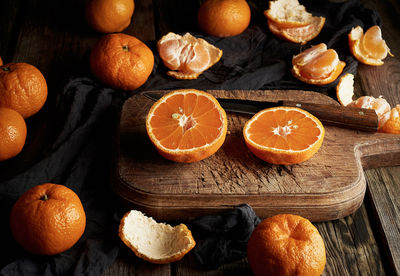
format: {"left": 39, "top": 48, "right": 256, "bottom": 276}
{"left": 0, "top": 61, "right": 48, "bottom": 161}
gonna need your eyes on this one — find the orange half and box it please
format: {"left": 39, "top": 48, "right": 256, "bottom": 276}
{"left": 243, "top": 106, "right": 325, "bottom": 165}
{"left": 146, "top": 89, "right": 227, "bottom": 163}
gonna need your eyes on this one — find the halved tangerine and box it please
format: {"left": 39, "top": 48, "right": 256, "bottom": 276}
{"left": 291, "top": 43, "right": 346, "bottom": 85}
{"left": 243, "top": 106, "right": 325, "bottom": 165}
{"left": 267, "top": 16, "right": 325, "bottom": 44}
{"left": 349, "top": 25, "right": 392, "bottom": 66}
{"left": 146, "top": 89, "right": 227, "bottom": 163}
{"left": 157, "top": 32, "right": 223, "bottom": 80}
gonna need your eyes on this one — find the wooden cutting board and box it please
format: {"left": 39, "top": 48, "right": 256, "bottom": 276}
{"left": 111, "top": 90, "right": 400, "bottom": 222}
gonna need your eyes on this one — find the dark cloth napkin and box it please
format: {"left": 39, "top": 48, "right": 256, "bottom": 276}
{"left": 0, "top": 0, "right": 380, "bottom": 274}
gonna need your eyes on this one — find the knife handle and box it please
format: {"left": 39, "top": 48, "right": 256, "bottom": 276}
{"left": 281, "top": 101, "right": 379, "bottom": 132}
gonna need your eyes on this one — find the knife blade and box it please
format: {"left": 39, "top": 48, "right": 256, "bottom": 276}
{"left": 142, "top": 91, "right": 379, "bottom": 132}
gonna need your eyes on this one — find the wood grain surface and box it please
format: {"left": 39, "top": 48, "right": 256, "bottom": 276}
{"left": 112, "top": 89, "right": 400, "bottom": 222}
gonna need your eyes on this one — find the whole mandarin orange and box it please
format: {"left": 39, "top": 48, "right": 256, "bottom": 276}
{"left": 0, "top": 57, "right": 3, "bottom": 66}
{"left": 0, "top": 62, "right": 47, "bottom": 118}
{"left": 90, "top": 33, "right": 154, "bottom": 91}
{"left": 86, "top": 0, "right": 134, "bottom": 33}
{"left": 0, "top": 107, "right": 27, "bottom": 161}
{"left": 10, "top": 183, "right": 86, "bottom": 255}
{"left": 198, "top": 0, "right": 251, "bottom": 37}
{"left": 247, "top": 214, "right": 326, "bottom": 276}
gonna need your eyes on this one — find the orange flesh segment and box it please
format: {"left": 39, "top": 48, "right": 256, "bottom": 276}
{"left": 182, "top": 43, "right": 210, "bottom": 73}
{"left": 299, "top": 49, "right": 339, "bottom": 79}
{"left": 248, "top": 109, "right": 320, "bottom": 151}
{"left": 360, "top": 26, "right": 388, "bottom": 60}
{"left": 158, "top": 39, "right": 182, "bottom": 70}
{"left": 292, "top": 43, "right": 326, "bottom": 66}
{"left": 148, "top": 93, "right": 223, "bottom": 150}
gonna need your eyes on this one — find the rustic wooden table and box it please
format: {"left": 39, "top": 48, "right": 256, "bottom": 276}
{"left": 1, "top": 0, "right": 400, "bottom": 275}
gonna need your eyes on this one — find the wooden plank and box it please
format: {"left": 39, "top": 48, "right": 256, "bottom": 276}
{"left": 103, "top": 249, "right": 171, "bottom": 276}
{"left": 175, "top": 253, "right": 252, "bottom": 276}
{"left": 353, "top": 1, "right": 400, "bottom": 274}
{"left": 364, "top": 167, "right": 400, "bottom": 275}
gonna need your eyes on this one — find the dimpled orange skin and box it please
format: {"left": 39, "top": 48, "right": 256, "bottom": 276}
{"left": 0, "top": 63, "right": 48, "bottom": 118}
{"left": 0, "top": 107, "right": 27, "bottom": 161}
{"left": 86, "top": 0, "right": 134, "bottom": 33}
{"left": 10, "top": 183, "right": 86, "bottom": 255}
{"left": 198, "top": 0, "right": 251, "bottom": 37}
{"left": 247, "top": 214, "right": 326, "bottom": 276}
{"left": 90, "top": 33, "right": 154, "bottom": 91}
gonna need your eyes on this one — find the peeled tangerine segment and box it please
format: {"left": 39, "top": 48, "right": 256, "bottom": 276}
{"left": 360, "top": 26, "right": 389, "bottom": 60}
{"left": 349, "top": 25, "right": 392, "bottom": 66}
{"left": 157, "top": 32, "right": 223, "bottom": 80}
{"left": 292, "top": 43, "right": 327, "bottom": 66}
{"left": 268, "top": 16, "right": 325, "bottom": 44}
{"left": 293, "top": 43, "right": 339, "bottom": 79}
{"left": 348, "top": 95, "right": 391, "bottom": 129}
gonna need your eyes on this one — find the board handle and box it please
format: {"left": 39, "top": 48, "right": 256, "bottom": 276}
{"left": 281, "top": 101, "right": 379, "bottom": 132}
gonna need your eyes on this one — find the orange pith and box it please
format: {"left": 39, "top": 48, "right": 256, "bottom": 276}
{"left": 291, "top": 43, "right": 345, "bottom": 85}
{"left": 157, "top": 33, "right": 222, "bottom": 80}
{"left": 264, "top": 0, "right": 312, "bottom": 28}
{"left": 247, "top": 214, "right": 326, "bottom": 276}
{"left": 336, "top": 73, "right": 355, "bottom": 106}
{"left": 349, "top": 25, "right": 392, "bottom": 66}
{"left": 146, "top": 89, "right": 227, "bottom": 163}
{"left": 267, "top": 16, "right": 325, "bottom": 44}
{"left": 243, "top": 106, "right": 325, "bottom": 165}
